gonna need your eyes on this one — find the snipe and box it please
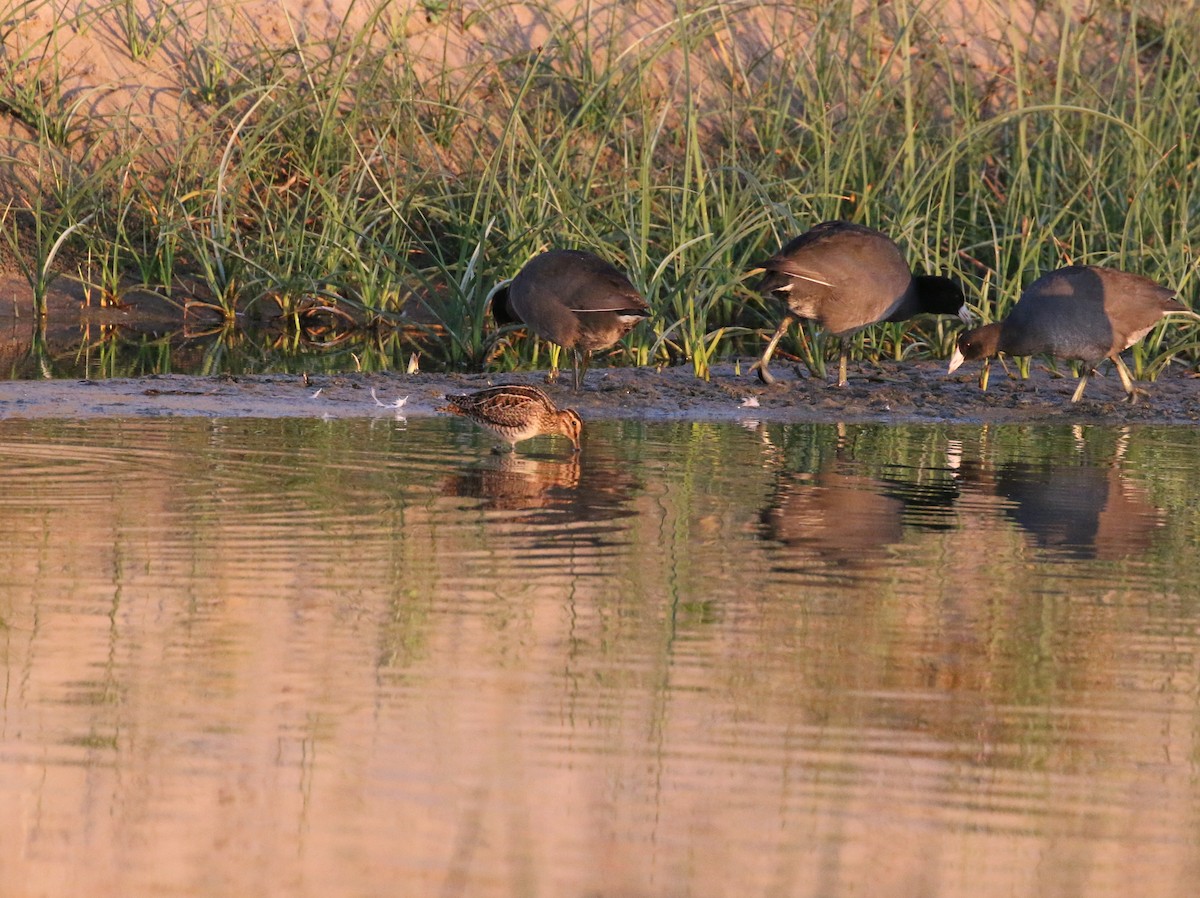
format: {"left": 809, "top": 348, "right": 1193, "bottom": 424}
{"left": 439, "top": 384, "right": 583, "bottom": 453}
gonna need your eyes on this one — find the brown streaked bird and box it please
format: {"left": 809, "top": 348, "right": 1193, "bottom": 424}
{"left": 438, "top": 384, "right": 583, "bottom": 453}
{"left": 491, "top": 249, "right": 651, "bottom": 391}
{"left": 753, "top": 220, "right": 967, "bottom": 386}
{"left": 948, "top": 265, "right": 1196, "bottom": 403}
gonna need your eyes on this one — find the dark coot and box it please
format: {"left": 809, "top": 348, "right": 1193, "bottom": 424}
{"left": 949, "top": 265, "right": 1193, "bottom": 402}
{"left": 491, "top": 249, "right": 650, "bottom": 391}
{"left": 753, "top": 220, "right": 966, "bottom": 385}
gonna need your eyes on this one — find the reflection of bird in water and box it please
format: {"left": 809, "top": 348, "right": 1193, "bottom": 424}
{"left": 763, "top": 469, "right": 905, "bottom": 570}
{"left": 438, "top": 384, "right": 582, "bottom": 454}
{"left": 760, "top": 460, "right": 960, "bottom": 577}
{"left": 957, "top": 429, "right": 1165, "bottom": 560}
{"left": 441, "top": 452, "right": 582, "bottom": 512}
{"left": 752, "top": 220, "right": 966, "bottom": 386}
{"left": 491, "top": 249, "right": 651, "bottom": 391}
{"left": 990, "top": 462, "right": 1163, "bottom": 560}
{"left": 440, "top": 429, "right": 640, "bottom": 570}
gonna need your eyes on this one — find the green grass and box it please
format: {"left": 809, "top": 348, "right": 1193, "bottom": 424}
{"left": 2, "top": 0, "right": 1199, "bottom": 378}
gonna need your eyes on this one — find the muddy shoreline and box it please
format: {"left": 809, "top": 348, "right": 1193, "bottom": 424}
{"left": 3, "top": 277, "right": 1196, "bottom": 427}
{"left": 1, "top": 361, "right": 1198, "bottom": 425}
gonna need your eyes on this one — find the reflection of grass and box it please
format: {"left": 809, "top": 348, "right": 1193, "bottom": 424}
{"left": 16, "top": 309, "right": 430, "bottom": 380}
{"left": 4, "top": 1, "right": 1200, "bottom": 377}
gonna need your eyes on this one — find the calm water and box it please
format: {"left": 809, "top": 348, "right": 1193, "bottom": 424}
{"left": 1, "top": 416, "right": 1198, "bottom": 897}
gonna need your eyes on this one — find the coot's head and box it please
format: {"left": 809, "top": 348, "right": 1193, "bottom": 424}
{"left": 948, "top": 323, "right": 1002, "bottom": 372}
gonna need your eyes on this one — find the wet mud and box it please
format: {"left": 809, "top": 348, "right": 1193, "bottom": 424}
{"left": 1, "top": 360, "right": 1198, "bottom": 425}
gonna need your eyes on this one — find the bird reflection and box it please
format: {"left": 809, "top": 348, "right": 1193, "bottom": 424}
{"left": 762, "top": 468, "right": 903, "bottom": 570}
{"left": 440, "top": 441, "right": 638, "bottom": 525}
{"left": 441, "top": 452, "right": 582, "bottom": 512}
{"left": 990, "top": 462, "right": 1162, "bottom": 560}
{"left": 760, "top": 459, "right": 960, "bottom": 577}
{"left": 956, "top": 429, "right": 1165, "bottom": 560}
